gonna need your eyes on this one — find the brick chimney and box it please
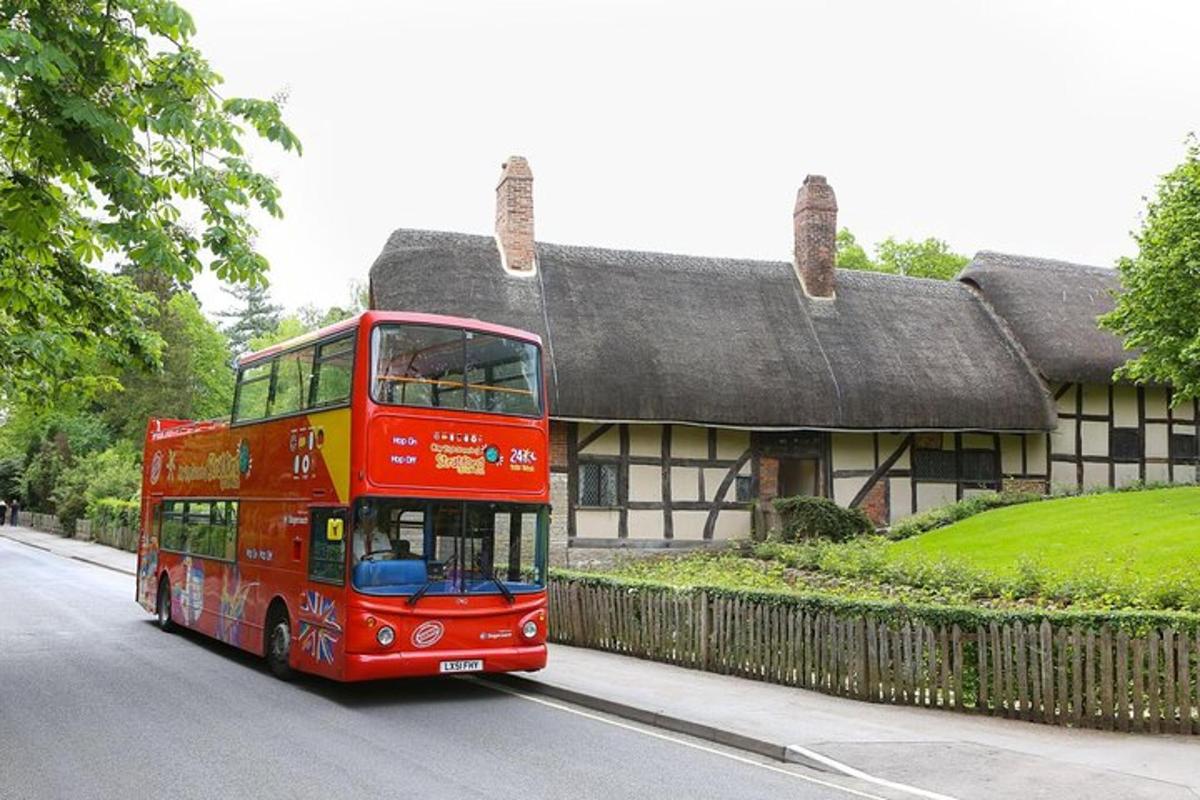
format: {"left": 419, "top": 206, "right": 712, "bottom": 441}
{"left": 793, "top": 175, "right": 838, "bottom": 298}
{"left": 495, "top": 156, "right": 536, "bottom": 273}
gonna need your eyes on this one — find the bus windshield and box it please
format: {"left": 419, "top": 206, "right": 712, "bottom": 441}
{"left": 370, "top": 324, "right": 541, "bottom": 416}
{"left": 350, "top": 498, "right": 548, "bottom": 597}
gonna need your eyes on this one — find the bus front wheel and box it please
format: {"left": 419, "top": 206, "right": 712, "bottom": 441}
{"left": 156, "top": 578, "right": 175, "bottom": 632}
{"left": 265, "top": 605, "right": 295, "bottom": 681}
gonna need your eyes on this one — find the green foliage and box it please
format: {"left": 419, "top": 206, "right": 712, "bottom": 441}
{"left": 887, "top": 491, "right": 1042, "bottom": 540}
{"left": 772, "top": 495, "right": 873, "bottom": 542}
{"left": 89, "top": 497, "right": 140, "bottom": 530}
{"left": 102, "top": 291, "right": 234, "bottom": 439}
{"left": 0, "top": 456, "right": 21, "bottom": 500}
{"left": 218, "top": 283, "right": 282, "bottom": 356}
{"left": 0, "top": 1, "right": 300, "bottom": 401}
{"left": 836, "top": 227, "right": 970, "bottom": 280}
{"left": 50, "top": 443, "right": 140, "bottom": 532}
{"left": 1101, "top": 135, "right": 1200, "bottom": 400}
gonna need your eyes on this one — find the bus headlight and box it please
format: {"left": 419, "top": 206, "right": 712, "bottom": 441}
{"left": 377, "top": 626, "right": 395, "bottom": 647}
{"left": 521, "top": 620, "right": 538, "bottom": 639}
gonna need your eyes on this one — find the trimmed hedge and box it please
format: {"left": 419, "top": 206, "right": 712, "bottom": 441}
{"left": 773, "top": 495, "right": 872, "bottom": 542}
{"left": 549, "top": 568, "right": 1200, "bottom": 635}
{"left": 88, "top": 497, "right": 139, "bottom": 530}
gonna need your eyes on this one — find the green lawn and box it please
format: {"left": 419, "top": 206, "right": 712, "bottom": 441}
{"left": 889, "top": 486, "right": 1200, "bottom": 579}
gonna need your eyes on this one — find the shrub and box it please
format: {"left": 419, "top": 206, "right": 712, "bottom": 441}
{"left": 89, "top": 497, "right": 140, "bottom": 530}
{"left": 772, "top": 495, "right": 873, "bottom": 542}
{"left": 886, "top": 491, "right": 1041, "bottom": 540}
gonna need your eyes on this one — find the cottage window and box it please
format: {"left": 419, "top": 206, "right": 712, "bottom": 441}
{"left": 912, "top": 449, "right": 956, "bottom": 481}
{"left": 1110, "top": 428, "right": 1141, "bottom": 461}
{"left": 960, "top": 450, "right": 999, "bottom": 483}
{"left": 1170, "top": 433, "right": 1198, "bottom": 462}
{"left": 734, "top": 475, "right": 753, "bottom": 502}
{"left": 578, "top": 462, "right": 619, "bottom": 507}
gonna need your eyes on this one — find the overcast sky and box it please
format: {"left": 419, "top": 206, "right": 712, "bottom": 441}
{"left": 186, "top": 0, "right": 1199, "bottom": 316}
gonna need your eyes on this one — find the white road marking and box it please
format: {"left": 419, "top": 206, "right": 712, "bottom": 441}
{"left": 470, "top": 676, "right": 895, "bottom": 800}
{"left": 785, "top": 745, "right": 963, "bottom": 800}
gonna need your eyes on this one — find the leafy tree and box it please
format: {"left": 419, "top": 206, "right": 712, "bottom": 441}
{"left": 0, "top": 1, "right": 300, "bottom": 401}
{"left": 1101, "top": 136, "right": 1200, "bottom": 400}
{"left": 835, "top": 229, "right": 874, "bottom": 271}
{"left": 218, "top": 283, "right": 281, "bottom": 355}
{"left": 103, "top": 292, "right": 234, "bottom": 440}
{"left": 836, "top": 228, "right": 970, "bottom": 280}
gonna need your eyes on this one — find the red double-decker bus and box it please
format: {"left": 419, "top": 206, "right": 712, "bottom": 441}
{"left": 136, "top": 311, "right": 549, "bottom": 681}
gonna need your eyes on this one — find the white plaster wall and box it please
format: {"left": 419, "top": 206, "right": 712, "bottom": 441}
{"left": 962, "top": 433, "right": 994, "bottom": 450}
{"left": 1081, "top": 383, "right": 1108, "bottom": 416}
{"left": 1113, "top": 385, "right": 1138, "bottom": 427}
{"left": 703, "top": 467, "right": 733, "bottom": 501}
{"left": 628, "top": 424, "right": 661, "bottom": 458}
{"left": 889, "top": 478, "right": 913, "bottom": 520}
{"left": 833, "top": 476, "right": 867, "bottom": 508}
{"left": 1173, "top": 464, "right": 1198, "bottom": 484}
{"left": 672, "top": 510, "right": 709, "bottom": 539}
{"left": 672, "top": 426, "right": 709, "bottom": 459}
{"left": 1081, "top": 421, "right": 1108, "bottom": 457}
{"left": 1114, "top": 463, "right": 1141, "bottom": 488}
{"left": 1050, "top": 418, "right": 1077, "bottom": 456}
{"left": 1145, "top": 387, "right": 1169, "bottom": 419}
{"left": 716, "top": 429, "right": 749, "bottom": 460}
{"left": 1146, "top": 462, "right": 1169, "bottom": 483}
{"left": 963, "top": 488, "right": 997, "bottom": 500}
{"left": 1174, "top": 401, "right": 1196, "bottom": 421}
{"left": 878, "top": 433, "right": 910, "bottom": 469}
{"left": 576, "top": 509, "right": 620, "bottom": 538}
{"left": 1026, "top": 434, "right": 1048, "bottom": 476}
{"left": 1050, "top": 460, "right": 1078, "bottom": 491}
{"left": 628, "top": 464, "right": 662, "bottom": 502}
{"left": 627, "top": 509, "right": 664, "bottom": 538}
{"left": 711, "top": 510, "right": 752, "bottom": 539}
{"left": 915, "top": 482, "right": 956, "bottom": 512}
{"left": 1000, "top": 435, "right": 1023, "bottom": 475}
{"left": 1056, "top": 384, "right": 1077, "bottom": 413}
{"left": 1082, "top": 462, "right": 1108, "bottom": 489}
{"left": 1146, "top": 424, "right": 1169, "bottom": 458}
{"left": 831, "top": 433, "right": 875, "bottom": 471}
{"left": 671, "top": 466, "right": 701, "bottom": 501}
{"left": 579, "top": 423, "right": 620, "bottom": 455}
{"left": 1174, "top": 424, "right": 1196, "bottom": 438}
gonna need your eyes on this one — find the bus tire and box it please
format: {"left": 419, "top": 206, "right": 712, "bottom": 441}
{"left": 265, "top": 603, "right": 295, "bottom": 681}
{"left": 156, "top": 577, "right": 175, "bottom": 633}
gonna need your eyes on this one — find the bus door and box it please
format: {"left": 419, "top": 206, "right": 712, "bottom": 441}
{"left": 297, "top": 506, "right": 348, "bottom": 678}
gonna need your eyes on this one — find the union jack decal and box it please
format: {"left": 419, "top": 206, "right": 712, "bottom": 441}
{"left": 298, "top": 590, "right": 343, "bottom": 665}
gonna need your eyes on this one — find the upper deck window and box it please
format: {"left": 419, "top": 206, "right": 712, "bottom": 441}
{"left": 232, "top": 333, "right": 355, "bottom": 424}
{"left": 371, "top": 324, "right": 541, "bottom": 417}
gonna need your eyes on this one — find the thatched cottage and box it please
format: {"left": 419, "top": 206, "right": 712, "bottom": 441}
{"left": 369, "top": 158, "right": 1198, "bottom": 565}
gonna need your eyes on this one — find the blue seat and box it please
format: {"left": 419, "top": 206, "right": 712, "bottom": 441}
{"left": 353, "top": 559, "right": 428, "bottom": 591}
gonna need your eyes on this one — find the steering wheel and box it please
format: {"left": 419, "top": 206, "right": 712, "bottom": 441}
{"left": 360, "top": 548, "right": 394, "bottom": 562}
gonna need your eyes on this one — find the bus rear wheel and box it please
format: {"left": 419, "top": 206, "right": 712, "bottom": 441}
{"left": 265, "top": 606, "right": 295, "bottom": 681}
{"left": 156, "top": 578, "right": 175, "bottom": 632}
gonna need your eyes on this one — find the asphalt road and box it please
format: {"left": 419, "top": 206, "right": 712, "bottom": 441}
{"left": 0, "top": 539, "right": 912, "bottom": 800}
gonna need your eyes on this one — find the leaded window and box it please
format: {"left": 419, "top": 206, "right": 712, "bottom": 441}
{"left": 578, "top": 462, "right": 619, "bottom": 507}
{"left": 1111, "top": 428, "right": 1141, "bottom": 461}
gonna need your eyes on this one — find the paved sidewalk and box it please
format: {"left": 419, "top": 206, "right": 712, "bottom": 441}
{"left": 506, "top": 646, "right": 1200, "bottom": 799}
{"left": 7, "top": 525, "right": 1196, "bottom": 799}
{"left": 0, "top": 525, "right": 137, "bottom": 575}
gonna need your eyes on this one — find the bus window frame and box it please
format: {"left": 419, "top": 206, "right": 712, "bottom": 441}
{"left": 230, "top": 332, "right": 356, "bottom": 428}
{"left": 368, "top": 321, "right": 544, "bottom": 419}
{"left": 156, "top": 497, "right": 240, "bottom": 564}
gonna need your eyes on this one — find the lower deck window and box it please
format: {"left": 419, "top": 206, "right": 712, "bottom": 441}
{"left": 159, "top": 499, "right": 238, "bottom": 561}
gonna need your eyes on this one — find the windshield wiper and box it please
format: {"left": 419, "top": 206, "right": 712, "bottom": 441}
{"left": 476, "top": 554, "right": 515, "bottom": 604}
{"left": 409, "top": 553, "right": 458, "bottom": 608}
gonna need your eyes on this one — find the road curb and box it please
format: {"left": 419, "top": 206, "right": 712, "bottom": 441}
{"left": 489, "top": 673, "right": 828, "bottom": 771}
{"left": 1, "top": 533, "right": 136, "bottom": 577}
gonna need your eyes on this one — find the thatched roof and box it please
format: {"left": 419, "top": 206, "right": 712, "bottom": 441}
{"left": 960, "top": 252, "right": 1130, "bottom": 385}
{"left": 370, "top": 230, "right": 1055, "bottom": 431}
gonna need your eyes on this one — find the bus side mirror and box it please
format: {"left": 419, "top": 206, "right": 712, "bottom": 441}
{"left": 326, "top": 518, "right": 344, "bottom": 542}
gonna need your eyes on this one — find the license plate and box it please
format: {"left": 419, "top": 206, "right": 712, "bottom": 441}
{"left": 439, "top": 659, "right": 484, "bottom": 674}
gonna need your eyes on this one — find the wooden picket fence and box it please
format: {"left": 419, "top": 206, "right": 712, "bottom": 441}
{"left": 549, "top": 580, "right": 1200, "bottom": 734}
